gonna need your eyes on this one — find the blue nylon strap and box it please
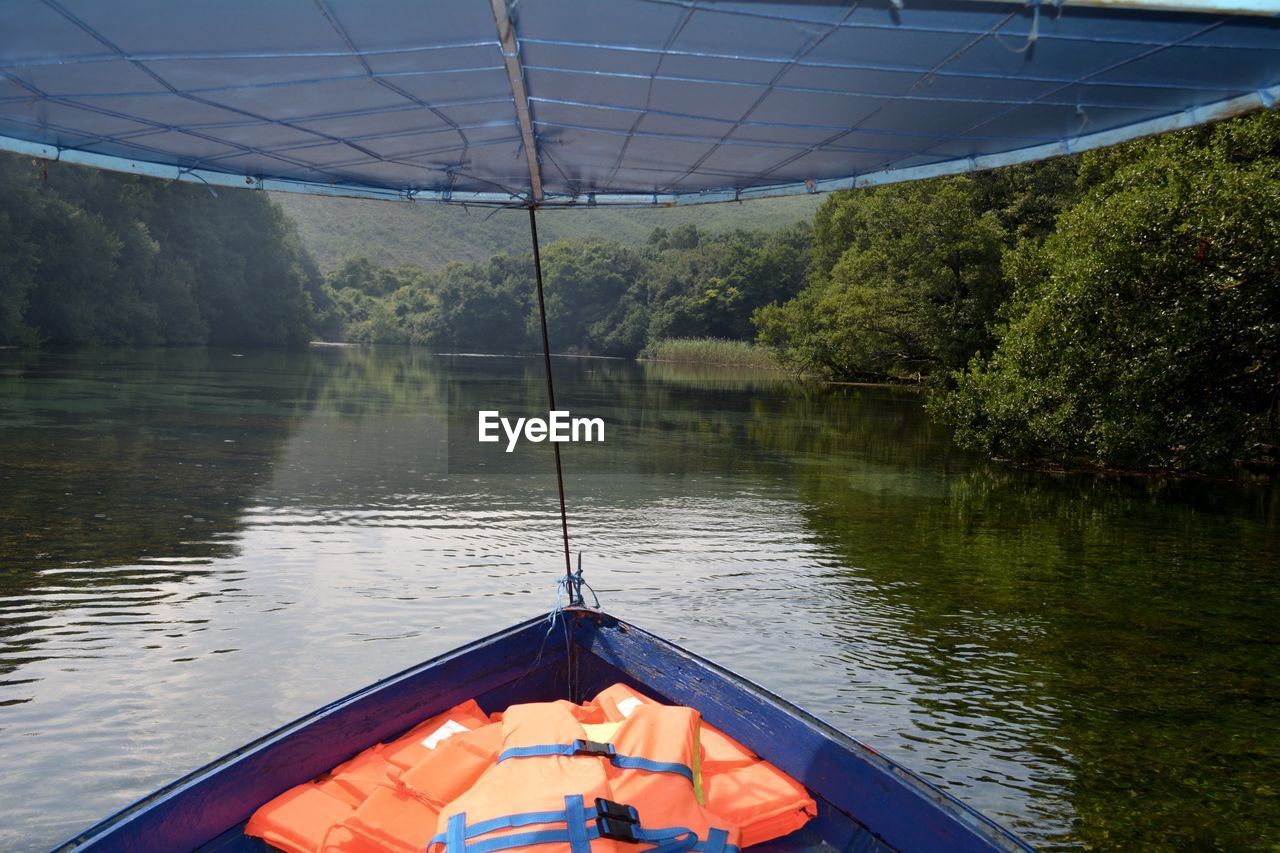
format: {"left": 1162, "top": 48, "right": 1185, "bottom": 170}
{"left": 428, "top": 806, "right": 601, "bottom": 847}
{"left": 635, "top": 826, "right": 699, "bottom": 853}
{"left": 446, "top": 812, "right": 467, "bottom": 852}
{"left": 610, "top": 755, "right": 695, "bottom": 782}
{"left": 497, "top": 744, "right": 578, "bottom": 761}
{"left": 425, "top": 792, "right": 731, "bottom": 853}
{"left": 464, "top": 824, "right": 602, "bottom": 853}
{"left": 564, "top": 795, "right": 591, "bottom": 853}
{"left": 649, "top": 840, "right": 699, "bottom": 853}
{"left": 497, "top": 744, "right": 694, "bottom": 783}
{"left": 700, "top": 828, "right": 732, "bottom": 853}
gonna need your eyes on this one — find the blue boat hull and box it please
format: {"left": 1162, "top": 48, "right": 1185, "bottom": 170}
{"left": 55, "top": 608, "right": 1032, "bottom": 852}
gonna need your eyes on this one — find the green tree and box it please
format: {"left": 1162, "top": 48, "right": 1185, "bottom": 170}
{"left": 0, "top": 153, "right": 320, "bottom": 348}
{"left": 970, "top": 158, "right": 1080, "bottom": 243}
{"left": 542, "top": 241, "right": 648, "bottom": 356}
{"left": 647, "top": 224, "right": 810, "bottom": 344}
{"left": 938, "top": 110, "right": 1280, "bottom": 472}
{"left": 757, "top": 179, "right": 1006, "bottom": 380}
{"left": 318, "top": 224, "right": 809, "bottom": 358}
{"left": 423, "top": 255, "right": 534, "bottom": 353}
{"left": 327, "top": 256, "right": 430, "bottom": 297}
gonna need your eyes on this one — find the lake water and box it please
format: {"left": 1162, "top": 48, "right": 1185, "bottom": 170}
{"left": 1, "top": 347, "right": 1276, "bottom": 851}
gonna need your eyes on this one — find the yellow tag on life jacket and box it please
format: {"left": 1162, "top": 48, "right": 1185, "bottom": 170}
{"left": 580, "top": 722, "right": 623, "bottom": 743}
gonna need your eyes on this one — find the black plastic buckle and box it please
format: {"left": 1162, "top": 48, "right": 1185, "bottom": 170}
{"left": 595, "top": 798, "right": 640, "bottom": 843}
{"left": 573, "top": 739, "right": 616, "bottom": 758}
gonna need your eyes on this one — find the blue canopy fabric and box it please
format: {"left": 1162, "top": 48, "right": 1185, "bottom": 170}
{"left": 1, "top": 0, "right": 1277, "bottom": 207}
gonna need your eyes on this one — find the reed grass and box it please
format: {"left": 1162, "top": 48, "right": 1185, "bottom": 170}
{"left": 638, "top": 337, "right": 782, "bottom": 369}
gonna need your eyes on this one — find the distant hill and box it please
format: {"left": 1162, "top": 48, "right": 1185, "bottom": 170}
{"left": 273, "top": 192, "right": 822, "bottom": 273}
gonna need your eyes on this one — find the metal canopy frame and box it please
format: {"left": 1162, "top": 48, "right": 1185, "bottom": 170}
{"left": 1, "top": 0, "right": 1277, "bottom": 208}
{"left": 2, "top": 77, "right": 1277, "bottom": 208}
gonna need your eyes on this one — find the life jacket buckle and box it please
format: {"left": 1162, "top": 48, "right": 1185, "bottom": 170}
{"left": 573, "top": 738, "right": 616, "bottom": 758}
{"left": 594, "top": 798, "right": 640, "bottom": 843}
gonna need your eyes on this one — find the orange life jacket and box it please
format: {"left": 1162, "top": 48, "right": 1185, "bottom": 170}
{"left": 590, "top": 685, "right": 816, "bottom": 848}
{"left": 427, "top": 700, "right": 740, "bottom": 852}
{"left": 246, "top": 686, "right": 815, "bottom": 852}
{"left": 343, "top": 722, "right": 503, "bottom": 853}
{"left": 246, "top": 701, "right": 491, "bottom": 853}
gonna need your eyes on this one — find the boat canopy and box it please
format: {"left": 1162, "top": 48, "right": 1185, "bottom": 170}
{"left": 1, "top": 0, "right": 1277, "bottom": 207}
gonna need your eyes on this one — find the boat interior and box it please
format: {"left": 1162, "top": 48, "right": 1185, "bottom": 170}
{"left": 59, "top": 609, "right": 1028, "bottom": 853}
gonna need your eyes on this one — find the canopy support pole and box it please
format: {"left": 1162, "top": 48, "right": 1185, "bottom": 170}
{"left": 492, "top": 0, "right": 543, "bottom": 204}
{"left": 528, "top": 206, "right": 573, "bottom": 586}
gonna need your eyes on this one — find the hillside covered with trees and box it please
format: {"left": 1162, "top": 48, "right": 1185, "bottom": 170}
{"left": 0, "top": 153, "right": 323, "bottom": 348}
{"left": 321, "top": 223, "right": 810, "bottom": 359}
{"left": 273, "top": 191, "right": 821, "bottom": 273}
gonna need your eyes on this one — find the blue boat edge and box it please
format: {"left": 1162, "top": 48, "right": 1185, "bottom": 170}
{"left": 568, "top": 610, "right": 1033, "bottom": 853}
{"left": 53, "top": 608, "right": 1034, "bottom": 852}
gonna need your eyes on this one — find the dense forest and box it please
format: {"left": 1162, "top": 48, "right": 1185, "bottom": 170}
{"left": 940, "top": 114, "right": 1280, "bottom": 474}
{"left": 0, "top": 153, "right": 323, "bottom": 348}
{"left": 322, "top": 223, "right": 811, "bottom": 358}
{"left": 760, "top": 111, "right": 1279, "bottom": 473}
